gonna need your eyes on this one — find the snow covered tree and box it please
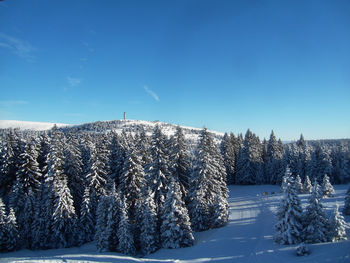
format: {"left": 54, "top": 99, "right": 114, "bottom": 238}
{"left": 0, "top": 198, "right": 7, "bottom": 251}
{"left": 118, "top": 143, "right": 146, "bottom": 222}
{"left": 303, "top": 182, "right": 330, "bottom": 243}
{"left": 78, "top": 187, "right": 95, "bottom": 244}
{"left": 188, "top": 128, "right": 228, "bottom": 231}
{"left": 169, "top": 126, "right": 192, "bottom": 198}
{"left": 303, "top": 175, "right": 312, "bottom": 194}
{"left": 138, "top": 188, "right": 159, "bottom": 255}
{"left": 212, "top": 194, "right": 229, "bottom": 228}
{"left": 0, "top": 130, "right": 23, "bottom": 197}
{"left": 8, "top": 139, "right": 41, "bottom": 248}
{"left": 321, "top": 174, "right": 335, "bottom": 198}
{"left": 146, "top": 125, "right": 171, "bottom": 212}
{"left": 95, "top": 189, "right": 121, "bottom": 252}
{"left": 265, "top": 131, "right": 284, "bottom": 184}
{"left": 331, "top": 144, "right": 350, "bottom": 184}
{"left": 64, "top": 132, "right": 84, "bottom": 216}
{"left": 6, "top": 207, "right": 18, "bottom": 251}
{"left": 235, "top": 130, "right": 263, "bottom": 185}
{"left": 274, "top": 175, "right": 303, "bottom": 245}
{"left": 280, "top": 167, "right": 293, "bottom": 193}
{"left": 294, "top": 175, "right": 303, "bottom": 194}
{"left": 117, "top": 197, "right": 135, "bottom": 255}
{"left": 221, "top": 133, "right": 236, "bottom": 185}
{"left": 160, "top": 178, "right": 194, "bottom": 249}
{"left": 329, "top": 204, "right": 347, "bottom": 242}
{"left": 307, "top": 144, "right": 333, "bottom": 183}
{"left": 344, "top": 186, "right": 350, "bottom": 215}
{"left": 50, "top": 177, "right": 77, "bottom": 248}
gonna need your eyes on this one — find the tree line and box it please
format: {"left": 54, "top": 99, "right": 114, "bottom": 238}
{"left": 0, "top": 125, "right": 228, "bottom": 254}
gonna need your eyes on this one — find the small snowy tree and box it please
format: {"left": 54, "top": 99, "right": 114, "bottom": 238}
{"left": 329, "top": 204, "right": 347, "bottom": 242}
{"left": 160, "top": 178, "right": 194, "bottom": 249}
{"left": 303, "top": 176, "right": 312, "bottom": 194}
{"left": 6, "top": 208, "right": 19, "bottom": 251}
{"left": 303, "top": 182, "right": 330, "bottom": 243}
{"left": 321, "top": 174, "right": 335, "bottom": 198}
{"left": 280, "top": 166, "right": 293, "bottom": 193}
{"left": 274, "top": 176, "right": 303, "bottom": 245}
{"left": 294, "top": 175, "right": 303, "bottom": 194}
{"left": 344, "top": 186, "right": 350, "bottom": 215}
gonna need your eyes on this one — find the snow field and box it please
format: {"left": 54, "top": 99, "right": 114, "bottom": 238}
{"left": 1, "top": 184, "right": 349, "bottom": 263}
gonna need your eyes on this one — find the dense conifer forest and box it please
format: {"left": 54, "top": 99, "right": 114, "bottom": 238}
{"left": 0, "top": 121, "right": 349, "bottom": 255}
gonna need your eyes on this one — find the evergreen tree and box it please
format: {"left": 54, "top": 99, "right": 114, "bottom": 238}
{"left": 329, "top": 204, "right": 347, "bottom": 242}
{"left": 169, "top": 126, "right": 192, "bottom": 197}
{"left": 64, "top": 132, "right": 84, "bottom": 216}
{"left": 0, "top": 198, "right": 7, "bottom": 251}
{"left": 212, "top": 194, "right": 229, "bottom": 228}
{"left": 117, "top": 197, "right": 135, "bottom": 255}
{"left": 303, "top": 182, "right": 330, "bottom": 243}
{"left": 236, "top": 130, "right": 263, "bottom": 185}
{"left": 188, "top": 128, "right": 228, "bottom": 231}
{"left": 50, "top": 177, "right": 77, "bottom": 248}
{"left": 294, "top": 175, "right": 303, "bottom": 194}
{"left": 6, "top": 207, "right": 18, "bottom": 251}
{"left": 265, "top": 131, "right": 284, "bottom": 184}
{"left": 8, "top": 139, "right": 41, "bottom": 248}
{"left": 343, "top": 186, "right": 350, "bottom": 215}
{"left": 308, "top": 144, "right": 333, "bottom": 183}
{"left": 118, "top": 143, "right": 146, "bottom": 221}
{"left": 95, "top": 189, "right": 121, "bottom": 252}
{"left": 274, "top": 176, "right": 303, "bottom": 245}
{"left": 303, "top": 176, "right": 312, "bottom": 194}
{"left": 321, "top": 174, "right": 335, "bottom": 198}
{"left": 146, "top": 125, "right": 171, "bottom": 212}
{"left": 139, "top": 188, "right": 159, "bottom": 255}
{"left": 221, "top": 133, "right": 236, "bottom": 185}
{"left": 78, "top": 187, "right": 95, "bottom": 244}
{"left": 160, "top": 178, "right": 194, "bottom": 249}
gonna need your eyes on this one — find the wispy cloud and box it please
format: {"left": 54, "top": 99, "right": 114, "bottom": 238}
{"left": 0, "top": 33, "right": 35, "bottom": 60}
{"left": 67, "top": 76, "right": 82, "bottom": 87}
{"left": 144, "top": 86, "right": 160, "bottom": 101}
{"left": 0, "top": 100, "right": 28, "bottom": 107}
{"left": 82, "top": 41, "right": 94, "bottom": 52}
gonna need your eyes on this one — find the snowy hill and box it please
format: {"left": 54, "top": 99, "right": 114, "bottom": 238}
{"left": 0, "top": 120, "right": 68, "bottom": 131}
{"left": 1, "top": 184, "right": 349, "bottom": 263}
{"left": 60, "top": 119, "right": 224, "bottom": 145}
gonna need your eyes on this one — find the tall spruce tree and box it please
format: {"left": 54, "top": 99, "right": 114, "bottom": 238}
{"left": 118, "top": 143, "right": 146, "bottom": 222}
{"left": 138, "top": 188, "right": 159, "bottom": 255}
{"left": 160, "top": 178, "right": 194, "bottom": 249}
{"left": 146, "top": 125, "right": 171, "bottom": 212}
{"left": 236, "top": 130, "right": 263, "bottom": 185}
{"left": 6, "top": 207, "right": 18, "bottom": 251}
{"left": 188, "top": 128, "right": 228, "bottom": 231}
{"left": 50, "top": 177, "right": 77, "bottom": 248}
{"left": 169, "top": 126, "right": 192, "bottom": 198}
{"left": 221, "top": 133, "right": 236, "bottom": 185}
{"left": 117, "top": 197, "right": 135, "bottom": 255}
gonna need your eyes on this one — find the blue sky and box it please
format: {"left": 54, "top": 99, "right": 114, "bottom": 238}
{"left": 0, "top": 0, "right": 349, "bottom": 140}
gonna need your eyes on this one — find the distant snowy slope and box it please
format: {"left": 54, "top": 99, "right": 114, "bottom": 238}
{"left": 0, "top": 120, "right": 68, "bottom": 131}
{"left": 61, "top": 119, "right": 224, "bottom": 145}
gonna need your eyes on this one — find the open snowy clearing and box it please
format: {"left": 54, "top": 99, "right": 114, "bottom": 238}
{"left": 1, "top": 185, "right": 349, "bottom": 263}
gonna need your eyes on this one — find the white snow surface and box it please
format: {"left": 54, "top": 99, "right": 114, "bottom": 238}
{"left": 0, "top": 120, "right": 68, "bottom": 131}
{"left": 1, "top": 185, "right": 349, "bottom": 263}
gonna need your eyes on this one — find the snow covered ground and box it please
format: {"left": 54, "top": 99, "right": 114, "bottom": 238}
{"left": 1, "top": 185, "right": 349, "bottom": 263}
{"left": 0, "top": 120, "right": 68, "bottom": 131}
